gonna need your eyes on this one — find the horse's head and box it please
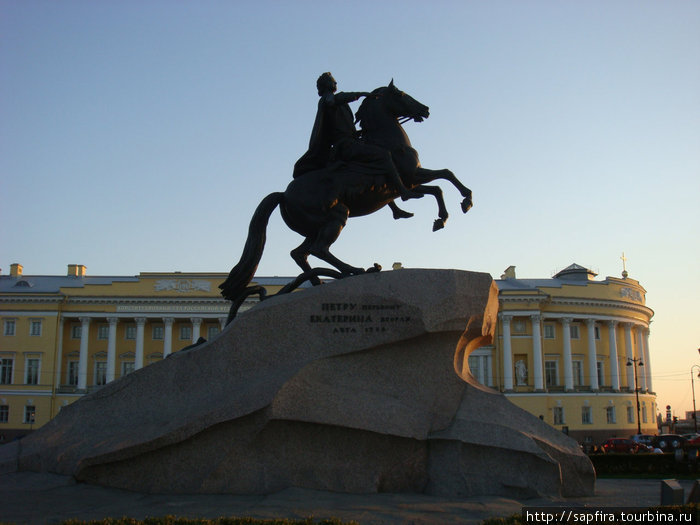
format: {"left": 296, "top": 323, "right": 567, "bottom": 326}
{"left": 385, "top": 79, "right": 430, "bottom": 122}
{"left": 356, "top": 80, "right": 430, "bottom": 131}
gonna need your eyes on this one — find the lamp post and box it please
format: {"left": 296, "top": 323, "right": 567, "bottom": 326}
{"left": 627, "top": 357, "right": 644, "bottom": 435}
{"left": 692, "top": 363, "right": 700, "bottom": 434}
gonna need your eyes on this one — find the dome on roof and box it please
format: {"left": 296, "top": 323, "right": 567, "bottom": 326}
{"left": 553, "top": 264, "right": 597, "bottom": 281}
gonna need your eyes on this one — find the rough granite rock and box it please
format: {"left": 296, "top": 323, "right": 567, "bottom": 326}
{"left": 0, "top": 269, "right": 594, "bottom": 497}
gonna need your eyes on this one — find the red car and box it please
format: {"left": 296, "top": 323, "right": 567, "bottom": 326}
{"left": 601, "top": 438, "right": 640, "bottom": 454}
{"left": 685, "top": 435, "right": 700, "bottom": 447}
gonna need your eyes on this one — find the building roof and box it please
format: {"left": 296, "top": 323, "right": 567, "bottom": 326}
{"left": 0, "top": 275, "right": 140, "bottom": 294}
{"left": 0, "top": 273, "right": 312, "bottom": 295}
{"left": 497, "top": 263, "right": 604, "bottom": 291}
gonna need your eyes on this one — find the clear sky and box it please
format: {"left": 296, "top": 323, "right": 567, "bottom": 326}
{"left": 2, "top": 1, "right": 698, "bottom": 419}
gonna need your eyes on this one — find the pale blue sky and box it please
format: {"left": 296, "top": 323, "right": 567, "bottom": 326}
{"left": 1, "top": 1, "right": 699, "bottom": 415}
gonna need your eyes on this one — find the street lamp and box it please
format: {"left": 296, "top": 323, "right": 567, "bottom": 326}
{"left": 627, "top": 357, "right": 644, "bottom": 435}
{"left": 692, "top": 362, "right": 700, "bottom": 433}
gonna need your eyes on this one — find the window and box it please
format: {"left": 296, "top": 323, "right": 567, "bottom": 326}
{"left": 594, "top": 325, "right": 601, "bottom": 340}
{"left": 207, "top": 325, "right": 220, "bottom": 340}
{"left": 582, "top": 406, "right": 592, "bottom": 424}
{"left": 97, "top": 325, "right": 109, "bottom": 340}
{"left": 23, "top": 406, "right": 35, "bottom": 424}
{"left": 545, "top": 361, "right": 558, "bottom": 387}
{"left": 179, "top": 325, "right": 192, "bottom": 341}
{"left": 627, "top": 405, "right": 635, "bottom": 424}
{"left": 152, "top": 325, "right": 164, "bottom": 340}
{"left": 570, "top": 324, "right": 580, "bottom": 339}
{"left": 0, "top": 359, "right": 13, "bottom": 384}
{"left": 147, "top": 353, "right": 163, "bottom": 365}
{"left": 468, "top": 352, "right": 493, "bottom": 387}
{"left": 543, "top": 324, "right": 555, "bottom": 339}
{"left": 95, "top": 361, "right": 107, "bottom": 386}
{"left": 25, "top": 358, "right": 40, "bottom": 385}
{"left": 573, "top": 361, "right": 583, "bottom": 387}
{"left": 71, "top": 325, "right": 81, "bottom": 339}
{"left": 29, "top": 319, "right": 42, "bottom": 336}
{"left": 0, "top": 405, "right": 8, "bottom": 423}
{"left": 606, "top": 406, "right": 616, "bottom": 424}
{"left": 3, "top": 319, "right": 16, "bottom": 336}
{"left": 553, "top": 406, "right": 565, "bottom": 425}
{"left": 67, "top": 361, "right": 79, "bottom": 386}
{"left": 125, "top": 325, "right": 136, "bottom": 340}
{"left": 121, "top": 362, "right": 135, "bottom": 376}
{"left": 513, "top": 319, "right": 526, "bottom": 334}
{"left": 642, "top": 401, "right": 648, "bottom": 423}
{"left": 597, "top": 361, "right": 605, "bottom": 387}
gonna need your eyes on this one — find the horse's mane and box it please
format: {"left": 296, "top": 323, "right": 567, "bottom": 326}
{"left": 355, "top": 86, "right": 386, "bottom": 131}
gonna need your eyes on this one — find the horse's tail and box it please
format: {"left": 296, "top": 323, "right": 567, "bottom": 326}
{"left": 219, "top": 192, "right": 283, "bottom": 301}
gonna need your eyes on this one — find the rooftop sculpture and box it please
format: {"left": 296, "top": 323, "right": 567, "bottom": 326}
{"left": 220, "top": 74, "right": 472, "bottom": 322}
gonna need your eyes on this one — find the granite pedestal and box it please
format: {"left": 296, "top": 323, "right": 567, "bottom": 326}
{"left": 0, "top": 269, "right": 594, "bottom": 498}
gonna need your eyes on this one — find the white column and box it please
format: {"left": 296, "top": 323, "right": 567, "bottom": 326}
{"left": 586, "top": 319, "right": 599, "bottom": 391}
{"left": 608, "top": 320, "right": 620, "bottom": 391}
{"left": 135, "top": 317, "right": 146, "bottom": 370}
{"left": 191, "top": 317, "right": 202, "bottom": 344}
{"left": 54, "top": 317, "right": 64, "bottom": 388}
{"left": 163, "top": 317, "right": 174, "bottom": 357}
{"left": 501, "top": 314, "right": 513, "bottom": 391}
{"left": 219, "top": 317, "right": 227, "bottom": 331}
{"left": 531, "top": 314, "right": 544, "bottom": 390}
{"left": 106, "top": 317, "right": 118, "bottom": 383}
{"left": 78, "top": 317, "right": 90, "bottom": 390}
{"left": 624, "top": 323, "right": 634, "bottom": 390}
{"left": 561, "top": 318, "right": 574, "bottom": 391}
{"left": 636, "top": 326, "right": 647, "bottom": 391}
{"left": 643, "top": 328, "right": 653, "bottom": 393}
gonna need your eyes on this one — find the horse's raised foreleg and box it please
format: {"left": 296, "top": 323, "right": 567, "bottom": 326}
{"left": 388, "top": 201, "right": 414, "bottom": 219}
{"left": 412, "top": 185, "right": 449, "bottom": 232}
{"left": 414, "top": 167, "right": 472, "bottom": 214}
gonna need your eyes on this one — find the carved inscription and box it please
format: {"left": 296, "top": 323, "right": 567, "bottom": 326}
{"left": 620, "top": 287, "right": 643, "bottom": 302}
{"left": 154, "top": 279, "right": 211, "bottom": 293}
{"left": 310, "top": 302, "right": 412, "bottom": 334}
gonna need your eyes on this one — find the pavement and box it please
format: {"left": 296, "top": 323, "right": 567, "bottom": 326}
{"left": 0, "top": 473, "right": 696, "bottom": 525}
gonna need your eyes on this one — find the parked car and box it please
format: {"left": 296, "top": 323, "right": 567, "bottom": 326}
{"left": 651, "top": 434, "right": 686, "bottom": 452}
{"left": 685, "top": 435, "right": 700, "bottom": 447}
{"left": 601, "top": 438, "right": 640, "bottom": 454}
{"left": 630, "top": 434, "right": 655, "bottom": 452}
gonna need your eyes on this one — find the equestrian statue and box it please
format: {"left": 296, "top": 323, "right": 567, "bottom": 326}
{"left": 220, "top": 73, "right": 472, "bottom": 323}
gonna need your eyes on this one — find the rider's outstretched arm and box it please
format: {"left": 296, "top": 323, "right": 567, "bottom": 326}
{"left": 332, "top": 91, "right": 369, "bottom": 105}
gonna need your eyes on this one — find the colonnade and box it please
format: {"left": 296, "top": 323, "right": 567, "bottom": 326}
{"left": 58, "top": 315, "right": 227, "bottom": 390}
{"left": 500, "top": 314, "right": 652, "bottom": 393}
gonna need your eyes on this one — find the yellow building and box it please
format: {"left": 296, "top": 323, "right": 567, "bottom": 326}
{"left": 1, "top": 262, "right": 656, "bottom": 445}
{"left": 470, "top": 264, "right": 656, "bottom": 444}
{"left": 0, "top": 263, "right": 292, "bottom": 441}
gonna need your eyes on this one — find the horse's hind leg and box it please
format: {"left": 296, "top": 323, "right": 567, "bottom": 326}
{"left": 308, "top": 204, "right": 365, "bottom": 276}
{"left": 291, "top": 238, "right": 322, "bottom": 285}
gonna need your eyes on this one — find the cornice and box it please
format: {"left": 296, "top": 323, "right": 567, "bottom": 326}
{"left": 549, "top": 296, "right": 653, "bottom": 318}
{"left": 65, "top": 296, "right": 229, "bottom": 305}
{"left": 499, "top": 294, "right": 550, "bottom": 306}
{"left": 0, "top": 296, "right": 65, "bottom": 305}
{"left": 500, "top": 294, "right": 652, "bottom": 319}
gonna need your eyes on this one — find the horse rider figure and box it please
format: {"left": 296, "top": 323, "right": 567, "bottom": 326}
{"left": 293, "top": 72, "right": 421, "bottom": 204}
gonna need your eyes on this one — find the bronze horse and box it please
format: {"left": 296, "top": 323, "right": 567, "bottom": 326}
{"left": 220, "top": 81, "right": 472, "bottom": 319}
